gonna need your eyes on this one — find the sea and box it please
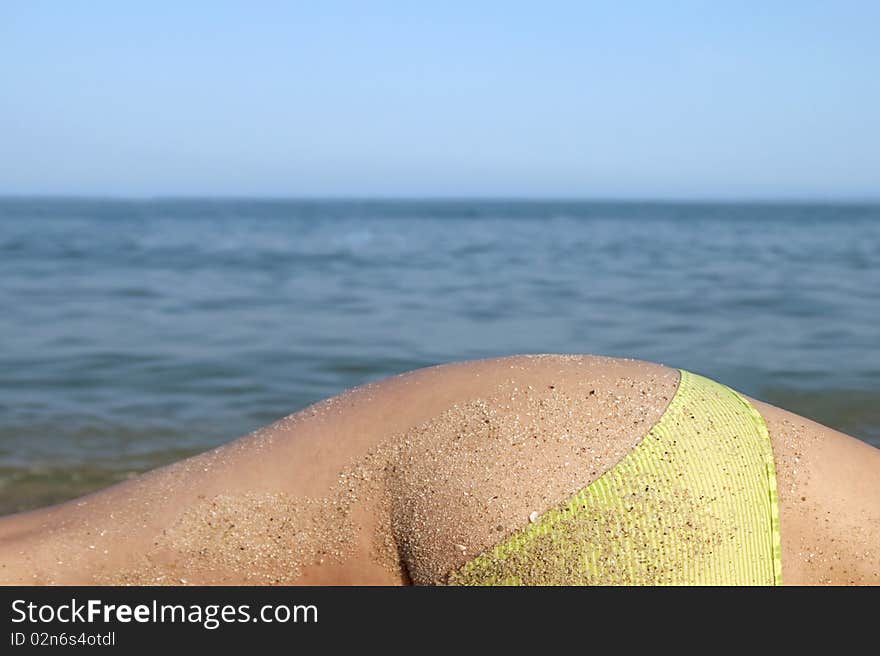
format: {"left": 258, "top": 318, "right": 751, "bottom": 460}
{"left": 1, "top": 198, "right": 878, "bottom": 513}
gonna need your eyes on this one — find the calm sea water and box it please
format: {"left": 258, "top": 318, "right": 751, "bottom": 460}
{"left": 1, "top": 199, "right": 878, "bottom": 513}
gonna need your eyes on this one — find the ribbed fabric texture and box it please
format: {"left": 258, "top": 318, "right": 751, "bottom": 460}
{"left": 448, "top": 370, "right": 782, "bottom": 585}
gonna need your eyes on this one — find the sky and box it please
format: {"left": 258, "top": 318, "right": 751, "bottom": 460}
{"left": 1, "top": 2, "right": 879, "bottom": 199}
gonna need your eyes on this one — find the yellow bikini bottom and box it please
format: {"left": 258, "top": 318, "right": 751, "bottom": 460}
{"left": 448, "top": 369, "right": 782, "bottom": 585}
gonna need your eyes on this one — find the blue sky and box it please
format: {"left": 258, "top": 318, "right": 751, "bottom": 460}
{"left": 2, "top": 2, "right": 878, "bottom": 199}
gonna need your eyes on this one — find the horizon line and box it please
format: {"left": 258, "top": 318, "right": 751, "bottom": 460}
{"left": 1, "top": 194, "right": 879, "bottom": 206}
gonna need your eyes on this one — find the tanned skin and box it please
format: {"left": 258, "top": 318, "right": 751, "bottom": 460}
{"left": 0, "top": 356, "right": 877, "bottom": 585}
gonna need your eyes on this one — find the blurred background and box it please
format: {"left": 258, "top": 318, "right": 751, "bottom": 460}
{"left": 1, "top": 4, "right": 878, "bottom": 512}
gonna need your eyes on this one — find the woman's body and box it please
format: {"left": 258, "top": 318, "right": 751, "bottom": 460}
{"left": 1, "top": 354, "right": 878, "bottom": 585}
